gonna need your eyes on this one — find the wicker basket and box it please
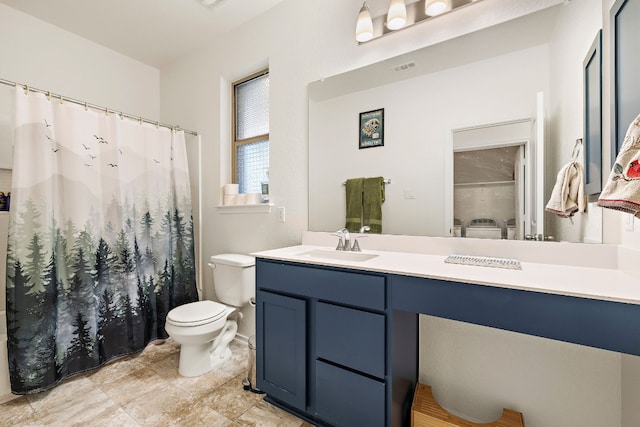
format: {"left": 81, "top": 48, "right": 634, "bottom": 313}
{"left": 411, "top": 383, "right": 524, "bottom": 427}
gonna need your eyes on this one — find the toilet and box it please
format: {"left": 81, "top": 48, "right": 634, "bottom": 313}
{"left": 164, "top": 253, "right": 255, "bottom": 377}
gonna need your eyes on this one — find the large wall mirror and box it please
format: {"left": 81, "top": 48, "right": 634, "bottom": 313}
{"left": 309, "top": 0, "right": 604, "bottom": 243}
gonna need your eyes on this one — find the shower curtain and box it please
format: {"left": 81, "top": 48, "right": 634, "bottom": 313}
{"left": 6, "top": 87, "right": 198, "bottom": 394}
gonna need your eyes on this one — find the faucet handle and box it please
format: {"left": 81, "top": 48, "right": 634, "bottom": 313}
{"left": 359, "top": 225, "right": 371, "bottom": 233}
{"left": 351, "top": 235, "right": 368, "bottom": 252}
{"left": 330, "top": 233, "right": 344, "bottom": 250}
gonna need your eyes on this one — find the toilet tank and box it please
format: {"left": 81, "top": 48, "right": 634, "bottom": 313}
{"left": 209, "top": 254, "right": 255, "bottom": 307}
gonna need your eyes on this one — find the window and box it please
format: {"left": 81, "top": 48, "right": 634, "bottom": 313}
{"left": 233, "top": 70, "right": 269, "bottom": 195}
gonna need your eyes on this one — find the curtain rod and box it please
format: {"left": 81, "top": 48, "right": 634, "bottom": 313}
{"left": 0, "top": 77, "right": 198, "bottom": 136}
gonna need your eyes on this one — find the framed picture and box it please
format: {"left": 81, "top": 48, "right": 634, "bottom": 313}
{"left": 583, "top": 29, "right": 602, "bottom": 195}
{"left": 359, "top": 108, "right": 384, "bottom": 149}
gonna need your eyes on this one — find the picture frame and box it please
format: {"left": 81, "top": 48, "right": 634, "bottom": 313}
{"left": 359, "top": 108, "right": 384, "bottom": 149}
{"left": 583, "top": 29, "right": 602, "bottom": 195}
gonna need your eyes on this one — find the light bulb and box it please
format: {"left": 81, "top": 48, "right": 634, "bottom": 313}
{"left": 356, "top": 2, "right": 374, "bottom": 42}
{"left": 425, "top": 0, "right": 447, "bottom": 16}
{"left": 387, "top": 0, "right": 407, "bottom": 31}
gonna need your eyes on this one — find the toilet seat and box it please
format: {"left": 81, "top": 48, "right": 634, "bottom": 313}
{"left": 167, "top": 300, "right": 228, "bottom": 327}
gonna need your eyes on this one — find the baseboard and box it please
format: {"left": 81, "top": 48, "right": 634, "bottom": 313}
{"left": 234, "top": 333, "right": 250, "bottom": 345}
{"left": 0, "top": 393, "right": 19, "bottom": 405}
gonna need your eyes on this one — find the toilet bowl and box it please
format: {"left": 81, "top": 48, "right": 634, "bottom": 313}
{"left": 164, "top": 253, "right": 255, "bottom": 377}
{"left": 165, "top": 300, "right": 235, "bottom": 377}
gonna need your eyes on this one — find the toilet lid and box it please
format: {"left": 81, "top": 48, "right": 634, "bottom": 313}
{"left": 167, "top": 300, "right": 227, "bottom": 326}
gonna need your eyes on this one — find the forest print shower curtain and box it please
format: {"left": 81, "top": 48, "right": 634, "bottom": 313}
{"left": 6, "top": 87, "right": 198, "bottom": 394}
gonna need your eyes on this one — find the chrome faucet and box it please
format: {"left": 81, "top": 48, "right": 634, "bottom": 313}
{"left": 337, "top": 228, "right": 351, "bottom": 251}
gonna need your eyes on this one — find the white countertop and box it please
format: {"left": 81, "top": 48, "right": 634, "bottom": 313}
{"left": 253, "top": 242, "right": 640, "bottom": 306}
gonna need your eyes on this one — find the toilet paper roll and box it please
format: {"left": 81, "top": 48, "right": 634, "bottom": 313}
{"left": 224, "top": 194, "right": 238, "bottom": 205}
{"left": 224, "top": 183, "right": 239, "bottom": 195}
{"left": 237, "top": 194, "right": 248, "bottom": 205}
{"left": 246, "top": 193, "right": 261, "bottom": 204}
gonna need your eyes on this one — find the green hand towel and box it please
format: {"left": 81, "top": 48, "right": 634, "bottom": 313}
{"left": 345, "top": 178, "right": 364, "bottom": 232}
{"left": 364, "top": 177, "right": 385, "bottom": 234}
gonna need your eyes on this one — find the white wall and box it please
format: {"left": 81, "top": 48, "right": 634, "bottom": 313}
{"left": 0, "top": 4, "right": 160, "bottom": 119}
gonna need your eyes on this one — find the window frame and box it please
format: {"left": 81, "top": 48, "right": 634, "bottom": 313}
{"left": 231, "top": 68, "right": 270, "bottom": 185}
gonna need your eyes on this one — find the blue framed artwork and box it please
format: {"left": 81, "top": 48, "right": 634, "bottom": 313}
{"left": 584, "top": 29, "right": 602, "bottom": 195}
{"left": 359, "top": 108, "right": 384, "bottom": 149}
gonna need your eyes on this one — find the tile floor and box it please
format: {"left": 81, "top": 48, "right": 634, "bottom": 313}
{"left": 0, "top": 339, "right": 311, "bottom": 426}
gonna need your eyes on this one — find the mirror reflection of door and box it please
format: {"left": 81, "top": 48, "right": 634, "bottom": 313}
{"left": 451, "top": 119, "right": 533, "bottom": 240}
{"left": 454, "top": 145, "right": 524, "bottom": 239}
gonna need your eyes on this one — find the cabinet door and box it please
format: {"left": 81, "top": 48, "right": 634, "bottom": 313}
{"left": 256, "top": 290, "right": 307, "bottom": 411}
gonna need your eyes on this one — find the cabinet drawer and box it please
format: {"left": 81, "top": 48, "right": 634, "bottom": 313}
{"left": 316, "top": 360, "right": 385, "bottom": 427}
{"left": 257, "top": 259, "right": 385, "bottom": 311}
{"left": 316, "top": 302, "right": 385, "bottom": 378}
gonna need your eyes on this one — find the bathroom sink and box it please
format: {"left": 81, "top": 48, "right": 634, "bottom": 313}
{"left": 299, "top": 249, "right": 379, "bottom": 262}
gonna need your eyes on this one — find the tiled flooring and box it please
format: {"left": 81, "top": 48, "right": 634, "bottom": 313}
{"left": 0, "top": 339, "right": 311, "bottom": 426}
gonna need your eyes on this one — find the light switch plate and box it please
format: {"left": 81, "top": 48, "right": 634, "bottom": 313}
{"left": 403, "top": 188, "right": 416, "bottom": 199}
{"left": 625, "top": 213, "right": 634, "bottom": 231}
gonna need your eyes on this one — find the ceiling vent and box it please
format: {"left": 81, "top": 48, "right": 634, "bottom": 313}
{"left": 392, "top": 62, "right": 416, "bottom": 72}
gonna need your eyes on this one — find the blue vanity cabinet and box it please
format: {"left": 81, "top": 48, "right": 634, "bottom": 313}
{"left": 255, "top": 259, "right": 416, "bottom": 426}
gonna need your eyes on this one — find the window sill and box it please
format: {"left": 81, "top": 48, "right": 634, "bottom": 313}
{"left": 215, "top": 203, "right": 273, "bottom": 214}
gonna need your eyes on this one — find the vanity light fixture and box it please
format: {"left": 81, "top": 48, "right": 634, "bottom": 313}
{"left": 356, "top": 2, "right": 374, "bottom": 42}
{"left": 387, "top": 0, "right": 408, "bottom": 30}
{"left": 425, "top": 0, "right": 448, "bottom": 16}
{"left": 356, "top": 0, "right": 480, "bottom": 43}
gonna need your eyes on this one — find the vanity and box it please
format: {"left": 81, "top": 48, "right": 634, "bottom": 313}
{"left": 254, "top": 233, "right": 640, "bottom": 427}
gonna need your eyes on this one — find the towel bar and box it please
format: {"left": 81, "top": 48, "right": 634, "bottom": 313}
{"left": 342, "top": 178, "right": 391, "bottom": 185}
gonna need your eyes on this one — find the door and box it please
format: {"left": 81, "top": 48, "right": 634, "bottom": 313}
{"left": 256, "top": 290, "right": 307, "bottom": 411}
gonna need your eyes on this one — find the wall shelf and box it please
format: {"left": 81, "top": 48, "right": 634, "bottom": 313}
{"left": 215, "top": 203, "right": 273, "bottom": 214}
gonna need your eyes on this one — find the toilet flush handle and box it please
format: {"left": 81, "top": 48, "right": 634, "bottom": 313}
{"left": 207, "top": 262, "right": 216, "bottom": 269}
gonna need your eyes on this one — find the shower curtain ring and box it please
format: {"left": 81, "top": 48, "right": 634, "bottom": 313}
{"left": 156, "top": 121, "right": 159, "bottom": 129}
{"left": 24, "top": 85, "right": 29, "bottom": 95}
{"left": 84, "top": 102, "right": 88, "bottom": 111}
{"left": 46, "top": 91, "right": 51, "bottom": 101}
{"left": 59, "top": 95, "right": 64, "bottom": 104}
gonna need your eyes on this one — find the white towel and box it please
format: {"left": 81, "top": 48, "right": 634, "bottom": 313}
{"left": 545, "top": 161, "right": 586, "bottom": 218}
{"left": 597, "top": 113, "right": 640, "bottom": 217}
